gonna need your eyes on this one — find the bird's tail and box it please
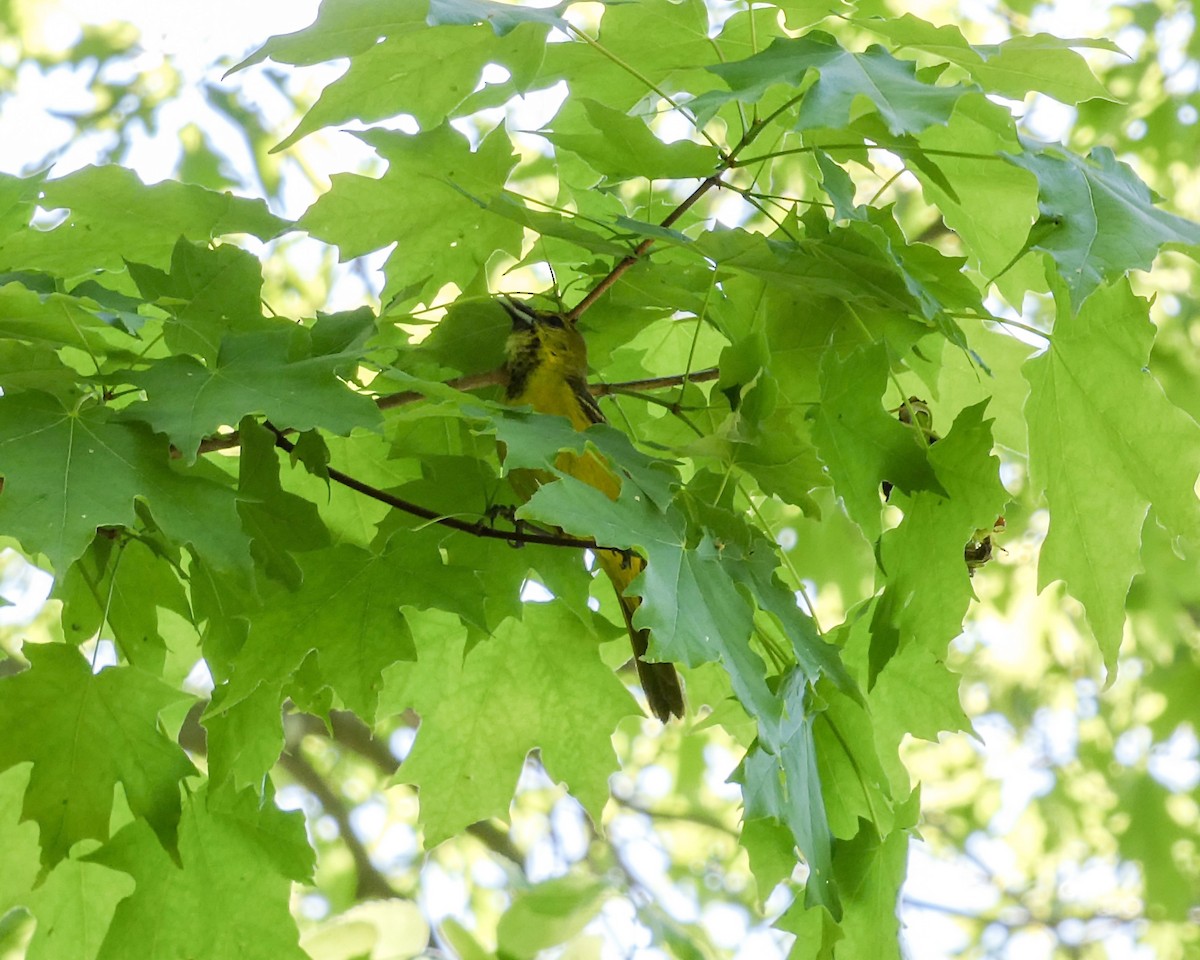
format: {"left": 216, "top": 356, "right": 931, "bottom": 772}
{"left": 597, "top": 549, "right": 685, "bottom": 722}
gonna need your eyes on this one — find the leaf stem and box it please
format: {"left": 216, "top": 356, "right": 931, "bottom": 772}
{"left": 745, "top": 495, "right": 824, "bottom": 637}
{"left": 731, "top": 143, "right": 1007, "bottom": 167}
{"left": 976, "top": 315, "right": 1052, "bottom": 341}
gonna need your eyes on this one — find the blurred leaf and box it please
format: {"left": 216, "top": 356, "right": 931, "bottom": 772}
{"left": 497, "top": 876, "right": 609, "bottom": 958}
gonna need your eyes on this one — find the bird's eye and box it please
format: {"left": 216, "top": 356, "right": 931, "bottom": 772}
{"left": 543, "top": 314, "right": 566, "bottom": 329}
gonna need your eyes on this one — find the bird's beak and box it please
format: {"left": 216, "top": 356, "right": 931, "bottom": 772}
{"left": 499, "top": 296, "right": 536, "bottom": 331}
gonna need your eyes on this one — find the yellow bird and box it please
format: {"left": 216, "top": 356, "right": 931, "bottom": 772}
{"left": 499, "top": 297, "right": 685, "bottom": 722}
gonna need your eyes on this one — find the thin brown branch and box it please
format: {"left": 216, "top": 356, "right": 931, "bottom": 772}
{"left": 591, "top": 366, "right": 718, "bottom": 397}
{"left": 193, "top": 366, "right": 707, "bottom": 456}
{"left": 184, "top": 705, "right": 402, "bottom": 899}
{"left": 901, "top": 896, "right": 1143, "bottom": 932}
{"left": 375, "top": 368, "right": 506, "bottom": 411}
{"left": 266, "top": 424, "right": 600, "bottom": 551}
{"left": 178, "top": 367, "right": 722, "bottom": 554}
{"left": 566, "top": 113, "right": 778, "bottom": 322}
{"left": 194, "top": 369, "right": 506, "bottom": 455}
{"left": 566, "top": 173, "right": 728, "bottom": 321}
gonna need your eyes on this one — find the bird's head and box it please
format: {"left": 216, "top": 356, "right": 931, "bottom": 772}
{"left": 499, "top": 296, "right": 588, "bottom": 379}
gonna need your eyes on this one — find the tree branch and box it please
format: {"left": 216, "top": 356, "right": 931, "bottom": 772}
{"left": 193, "top": 367, "right": 717, "bottom": 456}
{"left": 614, "top": 796, "right": 740, "bottom": 838}
{"left": 277, "top": 746, "right": 403, "bottom": 901}
{"left": 288, "top": 712, "right": 526, "bottom": 867}
{"left": 266, "top": 424, "right": 602, "bottom": 551}
{"left": 591, "top": 366, "right": 718, "bottom": 397}
{"left": 566, "top": 113, "right": 778, "bottom": 322}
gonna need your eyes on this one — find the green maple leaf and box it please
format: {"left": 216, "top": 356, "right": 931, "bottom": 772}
{"left": 813, "top": 687, "right": 894, "bottom": 840}
{"left": 203, "top": 681, "right": 287, "bottom": 792}
{"left": 273, "top": 17, "right": 547, "bottom": 149}
{"left": 696, "top": 226, "right": 922, "bottom": 314}
{"left": 0, "top": 645, "right": 195, "bottom": 865}
{"left": 427, "top": 0, "right": 569, "bottom": 35}
{"left": 392, "top": 606, "right": 634, "bottom": 844}
{"left": 230, "top": 0, "right": 427, "bottom": 69}
{"left": 220, "top": 531, "right": 483, "bottom": 721}
{"left": 57, "top": 537, "right": 194, "bottom": 675}
{"left": 852, "top": 617, "right": 972, "bottom": 793}
{"left": 0, "top": 165, "right": 287, "bottom": 277}
{"left": 812, "top": 342, "right": 943, "bottom": 541}
{"left": 300, "top": 125, "right": 523, "bottom": 305}
{"left": 471, "top": 193, "right": 632, "bottom": 258}
{"left": 911, "top": 95, "right": 1038, "bottom": 282}
{"left": 779, "top": 795, "right": 918, "bottom": 960}
{"left": 736, "top": 678, "right": 839, "bottom": 917}
{"left": 1007, "top": 143, "right": 1200, "bottom": 309}
{"left": 0, "top": 766, "right": 40, "bottom": 913}
{"left": 690, "top": 406, "right": 828, "bottom": 518}
{"left": 23, "top": 857, "right": 134, "bottom": 960}
{"left": 857, "top": 14, "right": 1118, "bottom": 104}
{"left": 853, "top": 213, "right": 985, "bottom": 325}
{"left": 125, "top": 238, "right": 277, "bottom": 363}
{"left": 544, "top": 99, "right": 718, "bottom": 181}
{"left": 490, "top": 406, "right": 678, "bottom": 509}
{"left": 0, "top": 169, "right": 45, "bottom": 241}
{"left": 0, "top": 391, "right": 248, "bottom": 575}
{"left": 496, "top": 876, "right": 610, "bottom": 958}
{"left": 0, "top": 340, "right": 83, "bottom": 399}
{"left": 0, "top": 281, "right": 136, "bottom": 356}
{"left": 498, "top": 408, "right": 851, "bottom": 726}
{"left": 517, "top": 475, "right": 781, "bottom": 722}
{"left": 697, "top": 31, "right": 971, "bottom": 134}
{"left": 122, "top": 328, "right": 382, "bottom": 463}
{"left": 534, "top": 0, "right": 716, "bottom": 110}
{"left": 886, "top": 652, "right": 971, "bottom": 774}
{"left": 88, "top": 785, "right": 311, "bottom": 960}
{"left": 1025, "top": 280, "right": 1200, "bottom": 671}
{"left": 235, "top": 419, "right": 331, "bottom": 588}
{"left": 868, "top": 402, "right": 1007, "bottom": 680}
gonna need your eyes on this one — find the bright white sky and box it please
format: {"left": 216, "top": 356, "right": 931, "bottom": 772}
{"left": 17, "top": 0, "right": 318, "bottom": 68}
